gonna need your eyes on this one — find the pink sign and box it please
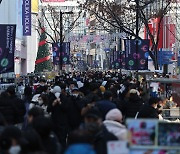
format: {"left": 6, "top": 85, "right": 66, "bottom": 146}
{"left": 43, "top": 0, "right": 65, "bottom": 2}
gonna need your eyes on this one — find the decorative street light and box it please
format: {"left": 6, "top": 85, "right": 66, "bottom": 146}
{"left": 59, "top": 11, "right": 73, "bottom": 71}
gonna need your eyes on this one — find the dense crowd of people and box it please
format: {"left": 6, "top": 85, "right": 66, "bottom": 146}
{"left": 0, "top": 71, "right": 178, "bottom": 154}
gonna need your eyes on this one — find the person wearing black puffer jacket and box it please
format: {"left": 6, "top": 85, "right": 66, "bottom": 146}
{"left": 0, "top": 86, "right": 26, "bottom": 125}
{"left": 122, "top": 89, "right": 144, "bottom": 119}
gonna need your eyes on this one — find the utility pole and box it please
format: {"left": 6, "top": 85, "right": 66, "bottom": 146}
{"left": 135, "top": 0, "right": 139, "bottom": 80}
{"left": 59, "top": 11, "right": 73, "bottom": 72}
{"left": 59, "top": 11, "right": 63, "bottom": 71}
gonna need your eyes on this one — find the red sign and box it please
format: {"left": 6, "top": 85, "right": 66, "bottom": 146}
{"left": 43, "top": 0, "right": 65, "bottom": 2}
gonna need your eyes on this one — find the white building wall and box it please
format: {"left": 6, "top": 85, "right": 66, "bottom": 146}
{"left": 26, "top": 14, "right": 39, "bottom": 74}
{"left": 0, "top": 0, "right": 16, "bottom": 24}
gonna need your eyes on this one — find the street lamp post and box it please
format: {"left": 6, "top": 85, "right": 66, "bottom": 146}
{"left": 59, "top": 10, "right": 73, "bottom": 72}
{"left": 59, "top": 11, "right": 63, "bottom": 71}
{"left": 135, "top": 0, "right": 139, "bottom": 79}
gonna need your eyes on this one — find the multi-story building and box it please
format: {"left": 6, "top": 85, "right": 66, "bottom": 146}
{"left": 142, "top": 0, "right": 180, "bottom": 72}
{"left": 0, "top": 0, "right": 39, "bottom": 76}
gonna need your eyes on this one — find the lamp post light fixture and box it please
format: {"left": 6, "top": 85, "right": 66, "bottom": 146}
{"left": 59, "top": 10, "right": 73, "bottom": 71}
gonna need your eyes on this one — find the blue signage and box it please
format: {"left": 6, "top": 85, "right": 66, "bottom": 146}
{"left": 158, "top": 49, "right": 174, "bottom": 70}
{"left": 22, "top": 0, "right": 31, "bottom": 36}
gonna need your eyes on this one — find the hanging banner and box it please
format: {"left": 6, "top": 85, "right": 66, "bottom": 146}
{"left": 68, "top": 32, "right": 127, "bottom": 44}
{"left": 125, "top": 39, "right": 149, "bottom": 70}
{"left": 52, "top": 42, "right": 70, "bottom": 65}
{"left": 110, "top": 50, "right": 118, "bottom": 69}
{"left": 0, "top": 25, "right": 16, "bottom": 74}
{"left": 52, "top": 43, "right": 60, "bottom": 65}
{"left": 62, "top": 42, "right": 70, "bottom": 65}
{"left": 119, "top": 51, "right": 126, "bottom": 69}
{"left": 110, "top": 51, "right": 126, "bottom": 69}
{"left": 22, "top": 0, "right": 31, "bottom": 36}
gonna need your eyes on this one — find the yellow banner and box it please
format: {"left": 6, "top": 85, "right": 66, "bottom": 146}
{"left": 31, "top": 0, "right": 39, "bottom": 13}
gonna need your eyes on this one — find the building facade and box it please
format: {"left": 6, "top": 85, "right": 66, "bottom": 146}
{"left": 0, "top": 0, "right": 39, "bottom": 76}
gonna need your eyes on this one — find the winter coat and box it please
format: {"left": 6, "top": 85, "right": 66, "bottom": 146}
{"left": 42, "top": 133, "right": 62, "bottom": 154}
{"left": 137, "top": 104, "right": 159, "bottom": 119}
{"left": 68, "top": 95, "right": 83, "bottom": 131}
{"left": 103, "top": 120, "right": 127, "bottom": 140}
{"left": 0, "top": 94, "right": 25, "bottom": 124}
{"left": 93, "top": 125, "right": 118, "bottom": 154}
{"left": 47, "top": 93, "right": 70, "bottom": 126}
{"left": 123, "top": 96, "right": 143, "bottom": 118}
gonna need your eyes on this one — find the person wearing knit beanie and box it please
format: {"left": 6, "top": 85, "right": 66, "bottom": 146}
{"left": 103, "top": 109, "right": 127, "bottom": 140}
{"left": 105, "top": 109, "right": 123, "bottom": 123}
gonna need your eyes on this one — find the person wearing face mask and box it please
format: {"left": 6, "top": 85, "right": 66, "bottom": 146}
{"left": 0, "top": 126, "right": 23, "bottom": 154}
{"left": 137, "top": 97, "right": 160, "bottom": 119}
{"left": 34, "top": 78, "right": 46, "bottom": 94}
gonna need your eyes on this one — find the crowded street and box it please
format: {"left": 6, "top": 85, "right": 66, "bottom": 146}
{"left": 0, "top": 0, "right": 180, "bottom": 154}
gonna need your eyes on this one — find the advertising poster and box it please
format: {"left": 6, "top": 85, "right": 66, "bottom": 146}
{"left": 126, "top": 119, "right": 158, "bottom": 146}
{"left": 0, "top": 25, "right": 16, "bottom": 74}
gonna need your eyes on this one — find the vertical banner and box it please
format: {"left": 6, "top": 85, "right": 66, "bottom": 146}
{"left": 138, "top": 39, "right": 149, "bottom": 70}
{"left": 52, "top": 42, "right": 70, "bottom": 65}
{"left": 52, "top": 43, "right": 60, "bottom": 65}
{"left": 0, "top": 25, "right": 16, "bottom": 74}
{"left": 62, "top": 42, "right": 70, "bottom": 65}
{"left": 125, "top": 39, "right": 149, "bottom": 70}
{"left": 112, "top": 50, "right": 120, "bottom": 69}
{"left": 120, "top": 51, "right": 126, "bottom": 69}
{"left": 110, "top": 50, "right": 126, "bottom": 69}
{"left": 22, "top": 0, "right": 31, "bottom": 36}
